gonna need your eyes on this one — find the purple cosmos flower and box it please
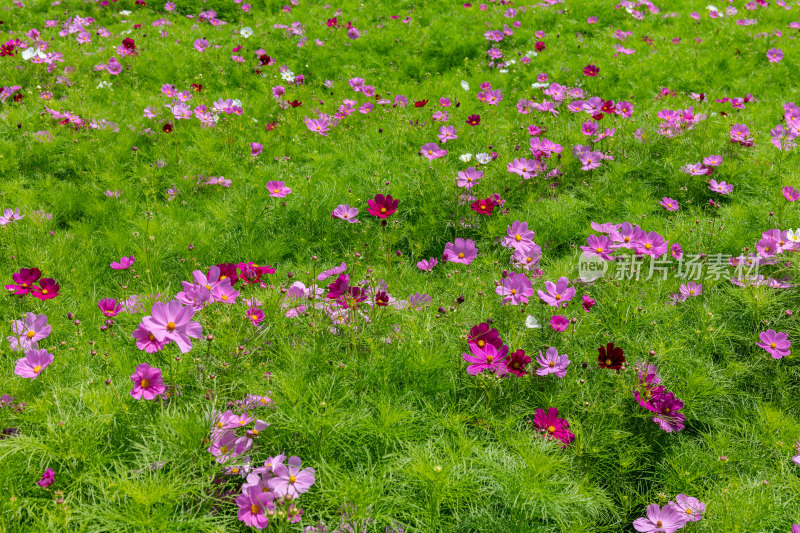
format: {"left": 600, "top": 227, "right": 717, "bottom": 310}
{"left": 305, "top": 117, "right": 330, "bottom": 136}
{"left": 456, "top": 167, "right": 483, "bottom": 189}
{"left": 462, "top": 342, "right": 509, "bottom": 375}
{"left": 247, "top": 307, "right": 265, "bottom": 326}
{"left": 317, "top": 262, "right": 347, "bottom": 282}
{"left": 129, "top": 363, "right": 166, "bottom": 400}
{"left": 468, "top": 322, "right": 504, "bottom": 351}
{"left": 417, "top": 257, "right": 438, "bottom": 271}
{"left": 496, "top": 272, "right": 533, "bottom": 305}
{"left": 709, "top": 179, "right": 734, "bottom": 195}
{"left": 441, "top": 237, "right": 477, "bottom": 265}
{"left": 507, "top": 158, "right": 541, "bottom": 180}
{"left": 581, "top": 234, "right": 615, "bottom": 261}
{"left": 537, "top": 277, "right": 575, "bottom": 307}
{"left": 236, "top": 486, "right": 274, "bottom": 528}
{"left": 250, "top": 142, "right": 263, "bottom": 157}
{"left": 503, "top": 221, "right": 536, "bottom": 250}
{"left": 533, "top": 407, "right": 575, "bottom": 446}
{"left": 667, "top": 494, "right": 705, "bottom": 522}
{"left": 267, "top": 456, "right": 316, "bottom": 498}
{"left": 783, "top": 186, "right": 800, "bottom": 202}
{"left": 437, "top": 125, "right": 458, "bottom": 143}
{"left": 756, "top": 329, "right": 791, "bottom": 359}
{"left": 194, "top": 38, "right": 209, "bottom": 52}
{"left": 702, "top": 155, "right": 723, "bottom": 166}
{"left": 37, "top": 468, "right": 55, "bottom": 488}
{"left": 756, "top": 236, "right": 779, "bottom": 257}
{"left": 332, "top": 204, "right": 359, "bottom": 222}
{"left": 266, "top": 181, "right": 292, "bottom": 197}
{"left": 633, "top": 503, "right": 687, "bottom": 533}
{"left": 0, "top": 208, "right": 23, "bottom": 226}
{"left": 5, "top": 267, "right": 42, "bottom": 295}
{"left": 141, "top": 300, "right": 203, "bottom": 353}
{"left": 98, "top": 298, "right": 123, "bottom": 318}
{"left": 367, "top": 194, "right": 398, "bottom": 218}
{"left": 767, "top": 47, "right": 784, "bottom": 63}
{"left": 420, "top": 142, "right": 447, "bottom": 160}
{"left": 110, "top": 256, "right": 135, "bottom": 270}
{"left": 660, "top": 197, "right": 679, "bottom": 211}
{"left": 8, "top": 313, "right": 50, "bottom": 351}
{"left": 635, "top": 231, "right": 669, "bottom": 258}
{"left": 550, "top": 315, "right": 569, "bottom": 332}
{"left": 535, "top": 347, "right": 570, "bottom": 377}
{"left": 14, "top": 349, "right": 54, "bottom": 379}
{"left": 645, "top": 391, "right": 685, "bottom": 433}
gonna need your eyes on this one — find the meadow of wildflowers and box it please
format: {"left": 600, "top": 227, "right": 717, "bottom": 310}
{"left": 1, "top": 0, "right": 800, "bottom": 531}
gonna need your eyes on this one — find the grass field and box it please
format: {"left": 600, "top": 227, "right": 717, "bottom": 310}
{"left": 1, "top": 0, "right": 800, "bottom": 531}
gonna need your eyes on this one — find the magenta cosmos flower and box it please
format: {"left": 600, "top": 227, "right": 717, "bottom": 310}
{"left": 420, "top": 142, "right": 448, "bottom": 160}
{"left": 8, "top": 312, "right": 50, "bottom": 351}
{"left": 444, "top": 238, "right": 477, "bottom": 265}
{"left": 535, "top": 347, "right": 570, "bottom": 377}
{"left": 709, "top": 179, "right": 733, "bottom": 195}
{"left": 236, "top": 486, "right": 274, "bottom": 529}
{"left": 132, "top": 324, "right": 167, "bottom": 353}
{"left": 14, "top": 348, "right": 54, "bottom": 379}
{"left": 367, "top": 194, "right": 398, "bottom": 218}
{"left": 766, "top": 48, "right": 784, "bottom": 63}
{"left": 533, "top": 407, "right": 575, "bottom": 446}
{"left": 581, "top": 234, "right": 615, "bottom": 261}
{"left": 129, "top": 362, "right": 166, "bottom": 400}
{"left": 332, "top": 204, "right": 359, "bottom": 222}
{"left": 645, "top": 391, "right": 685, "bottom": 433}
{"left": 633, "top": 504, "right": 686, "bottom": 533}
{"left": 267, "top": 456, "right": 316, "bottom": 499}
{"left": 583, "top": 64, "right": 599, "bottom": 77}
{"left": 37, "top": 468, "right": 55, "bottom": 488}
{"left": 550, "top": 315, "right": 569, "bottom": 332}
{"left": 110, "top": 256, "right": 135, "bottom": 270}
{"left": 503, "top": 221, "right": 535, "bottom": 250}
{"left": 504, "top": 349, "right": 531, "bottom": 377}
{"left": 417, "top": 257, "right": 438, "bottom": 271}
{"left": 5, "top": 267, "right": 42, "bottom": 296}
{"left": 247, "top": 307, "right": 265, "bottom": 326}
{"left": 141, "top": 300, "right": 203, "bottom": 353}
{"left": 537, "top": 276, "right": 575, "bottom": 307}
{"left": 635, "top": 231, "right": 669, "bottom": 258}
{"left": 660, "top": 197, "right": 679, "bottom": 211}
{"left": 266, "top": 181, "right": 291, "bottom": 197}
{"left": 783, "top": 186, "right": 800, "bottom": 202}
{"left": 456, "top": 167, "right": 483, "bottom": 189}
{"left": 668, "top": 494, "right": 705, "bottom": 522}
{"left": 756, "top": 329, "right": 791, "bottom": 359}
{"left": 98, "top": 298, "right": 123, "bottom": 318}
{"left": 496, "top": 272, "right": 533, "bottom": 305}
{"left": 32, "top": 278, "right": 59, "bottom": 300}
{"left": 462, "top": 342, "right": 509, "bottom": 376}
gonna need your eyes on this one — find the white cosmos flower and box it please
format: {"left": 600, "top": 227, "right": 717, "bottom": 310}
{"left": 21, "top": 47, "right": 46, "bottom": 61}
{"left": 240, "top": 27, "right": 253, "bottom": 38}
{"left": 280, "top": 70, "right": 295, "bottom": 81}
{"left": 787, "top": 229, "right": 800, "bottom": 243}
{"left": 525, "top": 315, "right": 542, "bottom": 329}
{"left": 475, "top": 153, "right": 491, "bottom": 164}
{"left": 460, "top": 80, "right": 470, "bottom": 91}
{"left": 459, "top": 153, "right": 472, "bottom": 163}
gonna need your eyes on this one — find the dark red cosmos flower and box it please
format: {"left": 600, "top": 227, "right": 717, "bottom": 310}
{"left": 337, "top": 286, "right": 368, "bottom": 309}
{"left": 414, "top": 99, "right": 428, "bottom": 108}
{"left": 265, "top": 122, "right": 278, "bottom": 131}
{"left": 122, "top": 37, "right": 136, "bottom": 51}
{"left": 162, "top": 123, "right": 173, "bottom": 133}
{"left": 470, "top": 198, "right": 496, "bottom": 215}
{"left": 505, "top": 349, "right": 531, "bottom": 377}
{"left": 326, "top": 273, "right": 350, "bottom": 299}
{"left": 0, "top": 43, "right": 15, "bottom": 57}
{"left": 259, "top": 54, "right": 272, "bottom": 66}
{"left": 32, "top": 278, "right": 59, "bottom": 300}
{"left": 13, "top": 93, "right": 23, "bottom": 103}
{"left": 534, "top": 41, "right": 546, "bottom": 52}
{"left": 288, "top": 100, "right": 302, "bottom": 108}
{"left": 468, "top": 322, "right": 503, "bottom": 350}
{"left": 583, "top": 64, "right": 599, "bottom": 77}
{"left": 5, "top": 267, "right": 42, "bottom": 295}
{"left": 597, "top": 342, "right": 625, "bottom": 370}
{"left": 236, "top": 262, "right": 275, "bottom": 284}
{"left": 374, "top": 291, "right": 390, "bottom": 306}
{"left": 190, "top": 83, "right": 203, "bottom": 93}
{"left": 367, "top": 194, "right": 398, "bottom": 218}
{"left": 591, "top": 113, "right": 604, "bottom": 121}
{"left": 466, "top": 114, "right": 481, "bottom": 126}
{"left": 600, "top": 100, "right": 616, "bottom": 114}
{"left": 215, "top": 263, "right": 240, "bottom": 285}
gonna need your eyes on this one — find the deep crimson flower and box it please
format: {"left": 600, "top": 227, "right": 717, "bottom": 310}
{"left": 367, "top": 194, "right": 398, "bottom": 218}
{"left": 583, "top": 64, "right": 599, "bottom": 77}
{"left": 597, "top": 342, "right": 625, "bottom": 370}
{"left": 337, "top": 286, "right": 368, "bottom": 309}
{"left": 236, "top": 262, "right": 275, "bottom": 284}
{"left": 326, "top": 274, "right": 350, "bottom": 299}
{"left": 265, "top": 122, "right": 278, "bottom": 131}
{"left": 32, "top": 278, "right": 59, "bottom": 301}
{"left": 259, "top": 54, "right": 271, "bottom": 66}
{"left": 534, "top": 41, "right": 546, "bottom": 52}
{"left": 505, "top": 349, "right": 531, "bottom": 377}
{"left": 5, "top": 268, "right": 42, "bottom": 296}
{"left": 414, "top": 99, "right": 428, "bottom": 108}
{"left": 13, "top": 93, "right": 23, "bottom": 103}
{"left": 374, "top": 291, "right": 390, "bottom": 306}
{"left": 162, "top": 123, "right": 173, "bottom": 133}
{"left": 600, "top": 100, "right": 616, "bottom": 114}
{"left": 326, "top": 17, "right": 338, "bottom": 27}
{"left": 190, "top": 83, "right": 203, "bottom": 93}
{"left": 468, "top": 322, "right": 503, "bottom": 350}
{"left": 121, "top": 38, "right": 136, "bottom": 51}
{"left": 0, "top": 43, "right": 15, "bottom": 57}
{"left": 215, "top": 263, "right": 240, "bottom": 285}
{"left": 466, "top": 114, "right": 481, "bottom": 126}
{"left": 288, "top": 100, "right": 303, "bottom": 108}
{"left": 470, "top": 198, "right": 496, "bottom": 215}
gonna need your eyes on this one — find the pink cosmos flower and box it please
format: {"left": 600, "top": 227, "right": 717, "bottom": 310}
{"left": 756, "top": 236, "right": 778, "bottom": 257}
{"left": 367, "top": 194, "right": 398, "bottom": 218}
{"left": 533, "top": 407, "right": 575, "bottom": 446}
{"left": 106, "top": 57, "right": 122, "bottom": 75}
{"left": 767, "top": 48, "right": 784, "bottom": 62}
{"left": 111, "top": 256, "right": 135, "bottom": 270}
{"left": 550, "top": 315, "right": 569, "bottom": 332}
{"left": 537, "top": 276, "right": 575, "bottom": 307}
{"left": 236, "top": 486, "right": 274, "bottom": 528}
{"left": 783, "top": 186, "right": 800, "bottom": 202}
{"left": 660, "top": 197, "right": 679, "bottom": 211}
{"left": 535, "top": 347, "right": 570, "bottom": 377}
{"left": 756, "top": 329, "right": 791, "bottom": 359}
{"left": 14, "top": 348, "right": 54, "bottom": 379}
{"left": 679, "top": 282, "right": 702, "bottom": 298}
{"left": 462, "top": 342, "right": 509, "bottom": 375}
{"left": 98, "top": 298, "right": 123, "bottom": 317}
{"left": 633, "top": 504, "right": 687, "bottom": 533}
{"left": 668, "top": 494, "right": 705, "bottom": 522}
{"left": 581, "top": 234, "right": 615, "bottom": 261}
{"left": 444, "top": 238, "right": 477, "bottom": 265}
{"left": 8, "top": 313, "right": 50, "bottom": 351}
{"left": 670, "top": 243, "right": 683, "bottom": 260}
{"left": 132, "top": 324, "right": 167, "bottom": 353}
{"left": 305, "top": 117, "right": 330, "bottom": 135}
{"left": 507, "top": 158, "right": 541, "bottom": 179}
{"left": 496, "top": 272, "right": 533, "bottom": 305}
{"left": 417, "top": 258, "right": 438, "bottom": 271}
{"left": 129, "top": 363, "right": 166, "bottom": 399}
{"left": 503, "top": 221, "right": 536, "bottom": 250}
{"left": 267, "top": 456, "right": 316, "bottom": 499}
{"left": 420, "top": 142, "right": 447, "bottom": 160}
{"left": 266, "top": 181, "right": 291, "bottom": 197}
{"left": 250, "top": 142, "right": 263, "bottom": 157}
{"left": 141, "top": 300, "right": 203, "bottom": 353}
{"left": 194, "top": 38, "right": 209, "bottom": 52}
{"left": 437, "top": 125, "right": 458, "bottom": 143}
{"left": 456, "top": 167, "right": 483, "bottom": 189}
{"left": 37, "top": 468, "right": 55, "bottom": 488}
{"left": 635, "top": 231, "right": 669, "bottom": 258}
{"left": 332, "top": 204, "right": 359, "bottom": 222}
{"left": 0, "top": 208, "right": 24, "bottom": 226}
{"left": 703, "top": 155, "right": 723, "bottom": 166}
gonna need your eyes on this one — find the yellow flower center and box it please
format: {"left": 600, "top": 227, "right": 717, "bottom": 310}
{"left": 663, "top": 408, "right": 670, "bottom": 414}
{"left": 595, "top": 247, "right": 603, "bottom": 253}
{"left": 250, "top": 504, "right": 261, "bottom": 515}
{"left": 273, "top": 189, "right": 280, "bottom": 193}
{"left": 220, "top": 446, "right": 229, "bottom": 454}
{"left": 251, "top": 315, "right": 258, "bottom": 320}
{"left": 380, "top": 207, "right": 387, "bottom": 213}
{"left": 458, "top": 252, "right": 465, "bottom": 259}
{"left": 343, "top": 214, "right": 348, "bottom": 218}
{"left": 770, "top": 342, "right": 776, "bottom": 349}
{"left": 547, "top": 425, "right": 555, "bottom": 433}
{"left": 686, "top": 509, "right": 693, "bottom": 515}
{"left": 141, "top": 378, "right": 150, "bottom": 388}
{"left": 555, "top": 294, "right": 561, "bottom": 300}
{"left": 41, "top": 289, "right": 48, "bottom": 295}
{"left": 205, "top": 284, "right": 211, "bottom": 289}
{"left": 260, "top": 398, "right": 268, "bottom": 404}
{"left": 624, "top": 236, "right": 631, "bottom": 242}
{"left": 167, "top": 322, "right": 176, "bottom": 331}
{"left": 689, "top": 290, "right": 695, "bottom": 295}
{"left": 231, "top": 467, "right": 239, "bottom": 474}
{"left": 549, "top": 361, "right": 555, "bottom": 367}
{"left": 477, "top": 340, "right": 485, "bottom": 347}
{"left": 427, "top": 150, "right": 433, "bottom": 155}
{"left": 605, "top": 358, "right": 612, "bottom": 366}
{"left": 765, "top": 246, "right": 771, "bottom": 252}
{"left": 289, "top": 475, "right": 296, "bottom": 483}
{"left": 645, "top": 243, "right": 652, "bottom": 250}
{"left": 33, "top": 365, "right": 42, "bottom": 373}
{"left": 486, "top": 355, "right": 494, "bottom": 363}
{"left": 515, "top": 235, "right": 521, "bottom": 242}
{"left": 26, "top": 330, "right": 35, "bottom": 339}
{"left": 221, "top": 295, "right": 228, "bottom": 301}
{"left": 656, "top": 521, "right": 663, "bottom": 528}
{"left": 510, "top": 289, "right": 517, "bottom": 294}
{"left": 216, "top": 422, "right": 223, "bottom": 429}
{"left": 149, "top": 333, "right": 156, "bottom": 341}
